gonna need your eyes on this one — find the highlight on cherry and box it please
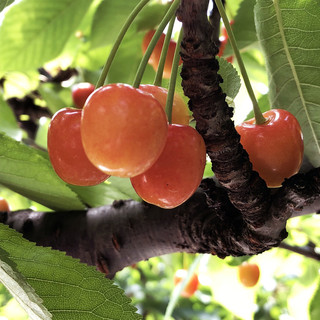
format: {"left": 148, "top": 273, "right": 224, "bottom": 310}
{"left": 71, "top": 82, "right": 95, "bottom": 109}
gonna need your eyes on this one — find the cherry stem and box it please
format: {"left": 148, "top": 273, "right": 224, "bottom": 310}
{"left": 214, "top": 0, "right": 266, "bottom": 125}
{"left": 132, "top": 0, "right": 181, "bottom": 88}
{"left": 153, "top": 15, "right": 176, "bottom": 87}
{"left": 95, "top": 0, "right": 151, "bottom": 89}
{"left": 165, "top": 27, "right": 183, "bottom": 124}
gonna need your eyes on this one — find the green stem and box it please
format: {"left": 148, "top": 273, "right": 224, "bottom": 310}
{"left": 132, "top": 0, "right": 181, "bottom": 88}
{"left": 95, "top": 0, "right": 151, "bottom": 88}
{"left": 153, "top": 15, "right": 176, "bottom": 87}
{"left": 165, "top": 28, "right": 183, "bottom": 124}
{"left": 214, "top": 0, "right": 266, "bottom": 124}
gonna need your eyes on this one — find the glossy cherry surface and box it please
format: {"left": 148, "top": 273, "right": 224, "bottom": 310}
{"left": 48, "top": 108, "right": 109, "bottom": 186}
{"left": 139, "top": 84, "right": 190, "bottom": 125}
{"left": 236, "top": 109, "right": 304, "bottom": 187}
{"left": 81, "top": 83, "right": 168, "bottom": 178}
{"left": 131, "top": 124, "right": 206, "bottom": 208}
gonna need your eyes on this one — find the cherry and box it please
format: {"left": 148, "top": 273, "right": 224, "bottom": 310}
{"left": 131, "top": 124, "right": 206, "bottom": 209}
{"left": 47, "top": 108, "right": 109, "bottom": 186}
{"left": 0, "top": 198, "right": 10, "bottom": 212}
{"left": 236, "top": 109, "right": 303, "bottom": 188}
{"left": 218, "top": 21, "right": 234, "bottom": 63}
{"left": 71, "top": 82, "right": 95, "bottom": 109}
{"left": 139, "top": 84, "right": 190, "bottom": 125}
{"left": 81, "top": 83, "right": 168, "bottom": 178}
{"left": 142, "top": 30, "right": 182, "bottom": 79}
{"left": 238, "top": 262, "right": 260, "bottom": 288}
{"left": 173, "top": 269, "right": 199, "bottom": 298}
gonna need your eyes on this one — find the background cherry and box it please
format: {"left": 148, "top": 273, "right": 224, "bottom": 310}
{"left": 142, "top": 30, "right": 182, "bottom": 79}
{"left": 139, "top": 84, "right": 190, "bottom": 125}
{"left": 72, "top": 82, "right": 95, "bottom": 109}
{"left": 81, "top": 83, "right": 168, "bottom": 178}
{"left": 0, "top": 198, "right": 10, "bottom": 212}
{"left": 48, "top": 108, "right": 109, "bottom": 186}
{"left": 238, "top": 262, "right": 260, "bottom": 288}
{"left": 236, "top": 109, "right": 303, "bottom": 187}
{"left": 131, "top": 124, "right": 206, "bottom": 209}
{"left": 173, "top": 269, "right": 199, "bottom": 298}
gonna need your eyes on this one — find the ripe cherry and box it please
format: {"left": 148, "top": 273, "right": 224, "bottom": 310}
{"left": 218, "top": 21, "right": 234, "bottom": 63}
{"left": 139, "top": 84, "right": 190, "bottom": 125}
{"left": 142, "top": 30, "right": 182, "bottom": 79}
{"left": 81, "top": 83, "right": 168, "bottom": 178}
{"left": 236, "top": 109, "right": 303, "bottom": 188}
{"left": 47, "top": 108, "right": 109, "bottom": 186}
{"left": 0, "top": 198, "right": 10, "bottom": 212}
{"left": 131, "top": 124, "right": 206, "bottom": 209}
{"left": 173, "top": 269, "right": 199, "bottom": 298}
{"left": 71, "top": 82, "right": 95, "bottom": 109}
{"left": 238, "top": 262, "right": 260, "bottom": 288}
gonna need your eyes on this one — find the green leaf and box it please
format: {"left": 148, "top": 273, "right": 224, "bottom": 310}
{"left": 255, "top": 0, "right": 320, "bottom": 167}
{"left": 134, "top": 1, "right": 170, "bottom": 32}
{"left": 217, "top": 56, "right": 241, "bottom": 99}
{"left": 0, "top": 0, "right": 14, "bottom": 13}
{"left": 90, "top": 0, "right": 140, "bottom": 49}
{"left": 223, "top": 0, "right": 258, "bottom": 57}
{"left": 310, "top": 280, "right": 320, "bottom": 320}
{"left": 0, "top": 0, "right": 91, "bottom": 74}
{"left": 0, "top": 224, "right": 141, "bottom": 320}
{"left": 0, "top": 95, "right": 22, "bottom": 140}
{"left": 69, "top": 176, "right": 141, "bottom": 208}
{"left": 0, "top": 132, "right": 84, "bottom": 211}
{"left": 0, "top": 253, "right": 52, "bottom": 319}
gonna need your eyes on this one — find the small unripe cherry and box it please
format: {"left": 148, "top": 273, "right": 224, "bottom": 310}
{"left": 71, "top": 82, "right": 95, "bottom": 109}
{"left": 0, "top": 198, "right": 10, "bottom": 212}
{"left": 238, "top": 263, "right": 260, "bottom": 288}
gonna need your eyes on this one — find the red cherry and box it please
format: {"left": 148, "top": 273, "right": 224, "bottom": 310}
{"left": 142, "top": 30, "right": 182, "bottom": 79}
{"left": 238, "top": 263, "right": 260, "bottom": 287}
{"left": 0, "top": 198, "right": 10, "bottom": 212}
{"left": 173, "top": 269, "right": 199, "bottom": 298}
{"left": 131, "top": 124, "right": 206, "bottom": 209}
{"left": 72, "top": 82, "right": 95, "bottom": 109}
{"left": 236, "top": 109, "right": 303, "bottom": 188}
{"left": 47, "top": 108, "right": 109, "bottom": 186}
{"left": 81, "top": 83, "right": 168, "bottom": 178}
{"left": 139, "top": 84, "right": 190, "bottom": 125}
{"left": 218, "top": 21, "right": 234, "bottom": 63}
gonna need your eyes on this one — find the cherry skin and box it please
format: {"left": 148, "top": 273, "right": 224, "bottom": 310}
{"left": 173, "top": 269, "right": 199, "bottom": 298}
{"left": 139, "top": 84, "right": 190, "bottom": 125}
{"left": 142, "top": 30, "right": 182, "bottom": 79}
{"left": 47, "top": 108, "right": 109, "bottom": 186}
{"left": 131, "top": 124, "right": 206, "bottom": 209}
{"left": 72, "top": 82, "right": 95, "bottom": 109}
{"left": 236, "top": 109, "right": 303, "bottom": 188}
{"left": 81, "top": 83, "right": 168, "bottom": 178}
{"left": 238, "top": 263, "right": 260, "bottom": 288}
{"left": 0, "top": 198, "right": 10, "bottom": 212}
